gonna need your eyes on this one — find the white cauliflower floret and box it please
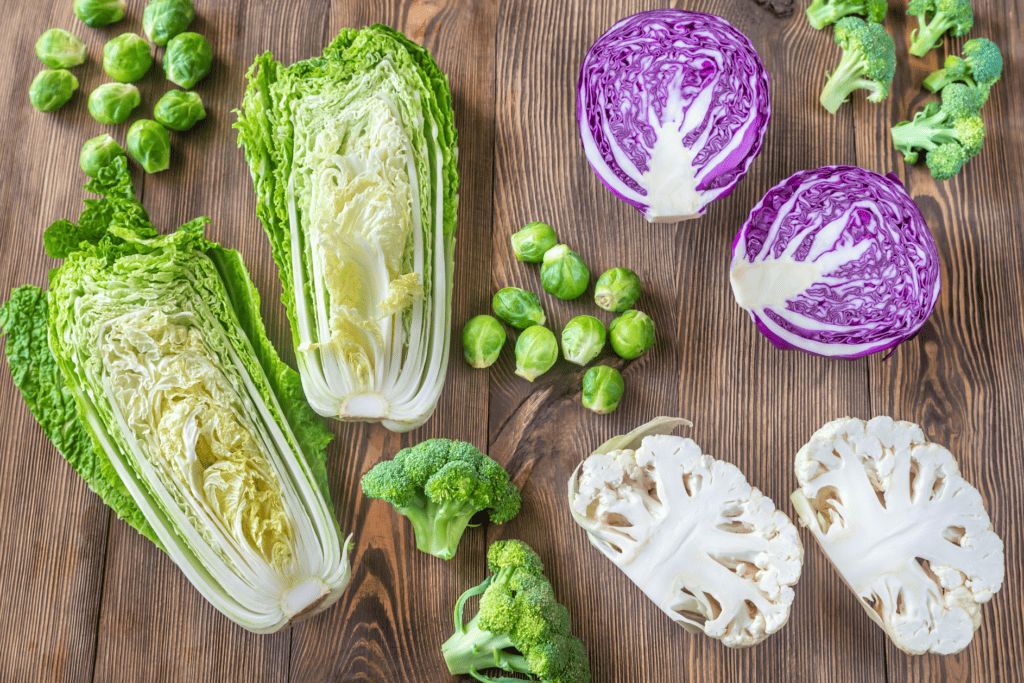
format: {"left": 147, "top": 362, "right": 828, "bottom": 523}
{"left": 568, "top": 418, "right": 804, "bottom": 647}
{"left": 791, "top": 416, "right": 1005, "bottom": 655}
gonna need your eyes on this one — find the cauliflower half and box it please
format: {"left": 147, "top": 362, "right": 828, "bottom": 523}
{"left": 568, "top": 418, "right": 803, "bottom": 647}
{"left": 791, "top": 417, "right": 1004, "bottom": 655}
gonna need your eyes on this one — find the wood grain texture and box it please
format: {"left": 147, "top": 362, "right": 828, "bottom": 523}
{"left": 0, "top": 0, "right": 1020, "bottom": 682}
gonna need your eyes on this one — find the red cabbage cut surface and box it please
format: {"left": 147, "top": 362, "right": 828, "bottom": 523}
{"left": 729, "top": 166, "right": 941, "bottom": 359}
{"left": 577, "top": 9, "right": 770, "bottom": 223}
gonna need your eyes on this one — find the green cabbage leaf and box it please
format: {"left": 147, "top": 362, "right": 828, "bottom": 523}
{"left": 235, "top": 24, "right": 459, "bottom": 432}
{"left": 0, "top": 158, "right": 350, "bottom": 633}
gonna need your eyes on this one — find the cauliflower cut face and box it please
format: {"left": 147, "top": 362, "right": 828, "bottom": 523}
{"left": 569, "top": 421, "right": 803, "bottom": 647}
{"left": 791, "top": 417, "right": 1004, "bottom": 655}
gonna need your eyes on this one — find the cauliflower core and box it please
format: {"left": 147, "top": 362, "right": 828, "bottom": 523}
{"left": 569, "top": 421, "right": 803, "bottom": 647}
{"left": 791, "top": 417, "right": 1004, "bottom": 655}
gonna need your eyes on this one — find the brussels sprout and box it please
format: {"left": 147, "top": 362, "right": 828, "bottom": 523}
{"left": 515, "top": 325, "right": 558, "bottom": 382}
{"left": 561, "top": 315, "right": 606, "bottom": 366}
{"left": 143, "top": 0, "right": 195, "bottom": 46}
{"left": 74, "top": 0, "right": 126, "bottom": 27}
{"left": 164, "top": 32, "right": 212, "bottom": 89}
{"left": 581, "top": 366, "right": 624, "bottom": 414}
{"left": 462, "top": 315, "right": 506, "bottom": 368}
{"left": 510, "top": 221, "right": 558, "bottom": 263}
{"left": 609, "top": 309, "right": 656, "bottom": 360}
{"left": 541, "top": 244, "right": 590, "bottom": 300}
{"left": 36, "top": 29, "right": 87, "bottom": 69}
{"left": 595, "top": 267, "right": 642, "bottom": 313}
{"left": 80, "top": 134, "right": 126, "bottom": 177}
{"left": 103, "top": 33, "right": 152, "bottom": 83}
{"left": 154, "top": 89, "right": 206, "bottom": 131}
{"left": 126, "top": 119, "right": 170, "bottom": 173}
{"left": 88, "top": 83, "right": 141, "bottom": 125}
{"left": 492, "top": 287, "right": 546, "bottom": 329}
{"left": 29, "top": 69, "right": 78, "bottom": 112}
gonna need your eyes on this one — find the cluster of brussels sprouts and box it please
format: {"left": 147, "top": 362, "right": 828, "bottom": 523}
{"left": 461, "top": 222, "right": 657, "bottom": 415}
{"left": 30, "top": 1, "right": 211, "bottom": 178}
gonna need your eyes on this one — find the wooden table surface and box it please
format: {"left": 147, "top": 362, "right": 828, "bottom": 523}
{"left": 1, "top": 0, "right": 1021, "bottom": 681}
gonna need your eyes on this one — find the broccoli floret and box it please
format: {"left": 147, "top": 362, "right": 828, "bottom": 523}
{"left": 891, "top": 84, "right": 986, "bottom": 179}
{"left": 908, "top": 0, "right": 973, "bottom": 57}
{"left": 361, "top": 439, "right": 521, "bottom": 560}
{"left": 442, "top": 540, "right": 591, "bottom": 683}
{"left": 819, "top": 17, "right": 896, "bottom": 114}
{"left": 923, "top": 38, "right": 1002, "bottom": 101}
{"left": 805, "top": 0, "right": 886, "bottom": 29}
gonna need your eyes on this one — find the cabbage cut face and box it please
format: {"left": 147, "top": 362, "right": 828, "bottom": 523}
{"left": 730, "top": 166, "right": 941, "bottom": 358}
{"left": 236, "top": 25, "right": 458, "bottom": 432}
{"left": 577, "top": 9, "right": 771, "bottom": 223}
{"left": 2, "top": 160, "right": 351, "bottom": 633}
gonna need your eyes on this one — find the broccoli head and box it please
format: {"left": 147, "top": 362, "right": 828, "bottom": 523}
{"left": 819, "top": 17, "right": 896, "bottom": 114}
{"left": 361, "top": 439, "right": 521, "bottom": 560}
{"left": 442, "top": 540, "right": 591, "bottom": 683}
{"left": 805, "top": 0, "right": 886, "bottom": 30}
{"left": 891, "top": 84, "right": 986, "bottom": 180}
{"left": 908, "top": 0, "right": 973, "bottom": 57}
{"left": 923, "top": 38, "right": 1002, "bottom": 102}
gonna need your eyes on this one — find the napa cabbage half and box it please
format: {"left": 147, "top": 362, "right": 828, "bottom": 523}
{"left": 0, "top": 158, "right": 351, "bottom": 633}
{"left": 235, "top": 24, "right": 459, "bottom": 432}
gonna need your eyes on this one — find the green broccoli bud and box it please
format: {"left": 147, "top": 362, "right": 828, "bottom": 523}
{"left": 909, "top": 0, "right": 973, "bottom": 58}
{"left": 923, "top": 38, "right": 1002, "bottom": 96}
{"left": 891, "top": 84, "right": 986, "bottom": 180}
{"left": 361, "top": 439, "right": 521, "bottom": 560}
{"left": 805, "top": 0, "right": 886, "bottom": 30}
{"left": 443, "top": 540, "right": 591, "bottom": 683}
{"left": 926, "top": 142, "right": 966, "bottom": 180}
{"left": 819, "top": 17, "right": 896, "bottom": 114}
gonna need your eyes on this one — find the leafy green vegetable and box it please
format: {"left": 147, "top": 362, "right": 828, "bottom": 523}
{"left": 561, "top": 315, "right": 605, "bottom": 366}
{"left": 515, "top": 325, "right": 558, "bottom": 381}
{"left": 594, "top": 267, "right": 641, "bottom": 313}
{"left": 74, "top": 0, "right": 125, "bottom": 27}
{"left": 541, "top": 244, "right": 590, "bottom": 300}
{"left": 463, "top": 315, "right": 506, "bottom": 368}
{"left": 29, "top": 69, "right": 78, "bottom": 112}
{"left": 361, "top": 439, "right": 520, "bottom": 560}
{"left": 143, "top": 0, "right": 194, "bottom": 46}
{"left": 493, "top": 287, "right": 546, "bottom": 329}
{"left": 36, "top": 29, "right": 87, "bottom": 69}
{"left": 609, "top": 309, "right": 655, "bottom": 359}
{"left": 235, "top": 25, "right": 459, "bottom": 432}
{"left": 127, "top": 119, "right": 170, "bottom": 173}
{"left": 80, "top": 134, "right": 126, "bottom": 177}
{"left": 582, "top": 365, "right": 624, "bottom": 414}
{"left": 164, "top": 32, "right": 212, "bottom": 88}
{"left": 1, "top": 157, "right": 351, "bottom": 633}
{"left": 103, "top": 33, "right": 152, "bottom": 83}
{"left": 511, "top": 222, "right": 557, "bottom": 263}
{"left": 154, "top": 89, "right": 206, "bottom": 131}
{"left": 88, "top": 83, "right": 141, "bottom": 124}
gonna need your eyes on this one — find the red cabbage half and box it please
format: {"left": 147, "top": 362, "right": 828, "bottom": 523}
{"left": 577, "top": 9, "right": 771, "bottom": 223}
{"left": 730, "top": 166, "right": 941, "bottom": 359}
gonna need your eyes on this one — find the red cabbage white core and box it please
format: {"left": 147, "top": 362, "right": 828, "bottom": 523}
{"left": 730, "top": 166, "right": 941, "bottom": 358}
{"left": 577, "top": 9, "right": 770, "bottom": 223}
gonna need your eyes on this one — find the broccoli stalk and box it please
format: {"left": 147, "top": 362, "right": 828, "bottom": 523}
{"left": 805, "top": 0, "right": 886, "bottom": 30}
{"left": 361, "top": 439, "right": 521, "bottom": 560}
{"left": 923, "top": 38, "right": 1002, "bottom": 102}
{"left": 908, "top": 0, "right": 973, "bottom": 58}
{"left": 819, "top": 17, "right": 896, "bottom": 114}
{"left": 442, "top": 540, "right": 591, "bottom": 683}
{"left": 891, "top": 83, "right": 985, "bottom": 180}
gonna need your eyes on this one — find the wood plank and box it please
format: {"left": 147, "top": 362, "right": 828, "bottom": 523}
{"left": 855, "top": 2, "right": 1024, "bottom": 683}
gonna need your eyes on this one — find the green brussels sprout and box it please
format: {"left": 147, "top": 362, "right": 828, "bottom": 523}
{"left": 515, "top": 325, "right": 558, "bottom": 382}
{"left": 462, "top": 315, "right": 506, "bottom": 368}
{"left": 541, "top": 244, "right": 590, "bottom": 300}
{"left": 561, "top": 315, "right": 606, "bottom": 366}
{"left": 595, "top": 267, "right": 642, "bottom": 313}
{"left": 74, "top": 0, "right": 126, "bottom": 27}
{"left": 103, "top": 33, "right": 152, "bottom": 83}
{"left": 29, "top": 69, "right": 78, "bottom": 112}
{"left": 126, "top": 119, "right": 170, "bottom": 173}
{"left": 492, "top": 287, "right": 546, "bottom": 329}
{"left": 88, "top": 83, "right": 141, "bottom": 124}
{"left": 510, "top": 221, "right": 558, "bottom": 263}
{"left": 36, "top": 29, "right": 87, "bottom": 69}
{"left": 582, "top": 365, "right": 624, "bottom": 414}
{"left": 609, "top": 309, "right": 656, "bottom": 360}
{"left": 164, "top": 32, "right": 212, "bottom": 89}
{"left": 154, "top": 89, "right": 206, "bottom": 131}
{"left": 143, "top": 0, "right": 195, "bottom": 46}
{"left": 80, "top": 134, "right": 126, "bottom": 177}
